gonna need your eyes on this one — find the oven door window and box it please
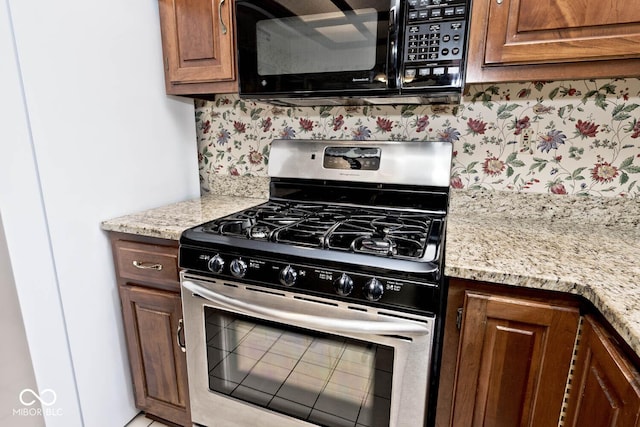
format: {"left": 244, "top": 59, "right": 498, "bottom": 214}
{"left": 205, "top": 306, "right": 393, "bottom": 427}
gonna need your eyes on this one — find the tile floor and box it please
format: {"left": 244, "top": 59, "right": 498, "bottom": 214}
{"left": 125, "top": 413, "right": 170, "bottom": 427}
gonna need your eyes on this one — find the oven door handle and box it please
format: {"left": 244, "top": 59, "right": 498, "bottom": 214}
{"left": 183, "top": 280, "right": 431, "bottom": 337}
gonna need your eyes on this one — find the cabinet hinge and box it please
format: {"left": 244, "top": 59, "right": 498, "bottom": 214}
{"left": 456, "top": 307, "right": 464, "bottom": 330}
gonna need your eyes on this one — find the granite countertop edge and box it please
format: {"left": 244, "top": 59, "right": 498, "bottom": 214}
{"left": 100, "top": 194, "right": 268, "bottom": 240}
{"left": 101, "top": 188, "right": 640, "bottom": 356}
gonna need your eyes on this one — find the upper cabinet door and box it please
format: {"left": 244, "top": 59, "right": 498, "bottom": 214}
{"left": 158, "top": 0, "right": 237, "bottom": 95}
{"left": 467, "top": 0, "right": 640, "bottom": 82}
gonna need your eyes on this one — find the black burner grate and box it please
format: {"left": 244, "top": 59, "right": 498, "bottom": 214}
{"left": 326, "top": 214, "right": 431, "bottom": 258}
{"left": 202, "top": 202, "right": 434, "bottom": 260}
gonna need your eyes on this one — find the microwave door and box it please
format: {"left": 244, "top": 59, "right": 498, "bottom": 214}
{"left": 236, "top": 0, "right": 396, "bottom": 98}
{"left": 386, "top": 0, "right": 401, "bottom": 90}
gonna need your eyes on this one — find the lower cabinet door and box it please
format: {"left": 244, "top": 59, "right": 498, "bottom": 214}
{"left": 451, "top": 292, "right": 580, "bottom": 427}
{"left": 119, "top": 285, "right": 190, "bottom": 426}
{"left": 564, "top": 315, "right": 640, "bottom": 427}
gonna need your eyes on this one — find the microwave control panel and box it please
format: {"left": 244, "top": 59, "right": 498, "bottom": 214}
{"left": 402, "top": 0, "right": 469, "bottom": 90}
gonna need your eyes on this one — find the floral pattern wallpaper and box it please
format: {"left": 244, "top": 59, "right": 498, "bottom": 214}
{"left": 195, "top": 78, "right": 640, "bottom": 198}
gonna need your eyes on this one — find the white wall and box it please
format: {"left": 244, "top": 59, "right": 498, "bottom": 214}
{"left": 0, "top": 214, "right": 44, "bottom": 427}
{"left": 1, "top": 0, "right": 200, "bottom": 426}
{"left": 0, "top": 1, "right": 82, "bottom": 424}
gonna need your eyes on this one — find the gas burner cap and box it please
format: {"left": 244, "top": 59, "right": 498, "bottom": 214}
{"left": 248, "top": 225, "right": 271, "bottom": 239}
{"left": 351, "top": 236, "right": 397, "bottom": 257}
{"left": 371, "top": 217, "right": 403, "bottom": 234}
{"left": 219, "top": 218, "right": 256, "bottom": 235}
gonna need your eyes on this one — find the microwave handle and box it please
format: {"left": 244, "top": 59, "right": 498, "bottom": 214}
{"left": 183, "top": 280, "right": 430, "bottom": 337}
{"left": 387, "top": 1, "right": 401, "bottom": 89}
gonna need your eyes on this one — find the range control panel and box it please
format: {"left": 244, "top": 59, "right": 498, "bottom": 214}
{"left": 402, "top": 0, "right": 469, "bottom": 90}
{"left": 180, "top": 245, "right": 439, "bottom": 314}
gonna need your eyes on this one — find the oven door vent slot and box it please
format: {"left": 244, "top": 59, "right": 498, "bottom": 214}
{"left": 348, "top": 306, "right": 368, "bottom": 312}
{"left": 182, "top": 273, "right": 220, "bottom": 286}
{"left": 377, "top": 311, "right": 435, "bottom": 323}
{"left": 223, "top": 283, "right": 238, "bottom": 288}
{"left": 293, "top": 295, "right": 339, "bottom": 307}
{"left": 245, "top": 286, "right": 286, "bottom": 297}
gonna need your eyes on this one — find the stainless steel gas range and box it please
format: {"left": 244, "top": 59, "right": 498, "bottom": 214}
{"left": 179, "top": 139, "right": 453, "bottom": 427}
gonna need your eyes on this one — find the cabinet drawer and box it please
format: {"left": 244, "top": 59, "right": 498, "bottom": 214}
{"left": 114, "top": 239, "right": 179, "bottom": 288}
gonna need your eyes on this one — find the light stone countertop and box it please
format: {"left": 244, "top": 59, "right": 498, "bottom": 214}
{"left": 100, "top": 186, "right": 640, "bottom": 355}
{"left": 100, "top": 194, "right": 268, "bottom": 240}
{"left": 446, "top": 190, "right": 640, "bottom": 355}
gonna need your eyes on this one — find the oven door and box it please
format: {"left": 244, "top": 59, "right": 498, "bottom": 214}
{"left": 181, "top": 274, "right": 435, "bottom": 427}
{"left": 236, "top": 0, "right": 401, "bottom": 99}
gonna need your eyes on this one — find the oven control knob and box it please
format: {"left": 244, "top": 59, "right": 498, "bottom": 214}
{"left": 207, "top": 254, "right": 225, "bottom": 273}
{"left": 229, "top": 259, "right": 247, "bottom": 278}
{"left": 364, "top": 278, "right": 384, "bottom": 302}
{"left": 334, "top": 273, "right": 354, "bottom": 296}
{"left": 279, "top": 265, "right": 298, "bottom": 287}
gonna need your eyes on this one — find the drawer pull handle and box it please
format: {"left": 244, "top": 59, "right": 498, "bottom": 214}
{"left": 219, "top": 0, "right": 228, "bottom": 35}
{"left": 132, "top": 260, "right": 163, "bottom": 271}
{"left": 177, "top": 319, "right": 186, "bottom": 352}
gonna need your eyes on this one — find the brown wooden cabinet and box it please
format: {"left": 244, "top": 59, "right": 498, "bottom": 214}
{"left": 157, "top": 0, "right": 237, "bottom": 96}
{"left": 449, "top": 290, "right": 580, "bottom": 427}
{"left": 110, "top": 233, "right": 190, "bottom": 426}
{"left": 466, "top": 0, "right": 640, "bottom": 82}
{"left": 438, "top": 279, "right": 640, "bottom": 427}
{"left": 564, "top": 315, "right": 640, "bottom": 427}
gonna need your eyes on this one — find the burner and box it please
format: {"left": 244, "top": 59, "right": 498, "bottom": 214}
{"left": 371, "top": 217, "right": 404, "bottom": 233}
{"left": 248, "top": 224, "right": 271, "bottom": 239}
{"left": 223, "top": 219, "right": 256, "bottom": 235}
{"left": 352, "top": 236, "right": 397, "bottom": 256}
{"left": 325, "top": 213, "right": 432, "bottom": 259}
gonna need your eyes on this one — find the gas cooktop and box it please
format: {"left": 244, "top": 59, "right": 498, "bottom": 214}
{"left": 199, "top": 201, "right": 439, "bottom": 260}
{"left": 180, "top": 201, "right": 446, "bottom": 277}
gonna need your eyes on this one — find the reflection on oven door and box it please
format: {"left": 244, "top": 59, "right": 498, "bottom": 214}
{"left": 205, "top": 308, "right": 393, "bottom": 426}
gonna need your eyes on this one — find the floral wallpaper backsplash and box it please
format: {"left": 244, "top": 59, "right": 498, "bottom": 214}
{"left": 195, "top": 78, "right": 640, "bottom": 198}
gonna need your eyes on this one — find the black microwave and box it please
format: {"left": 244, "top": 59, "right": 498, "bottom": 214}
{"left": 235, "top": 0, "right": 471, "bottom": 106}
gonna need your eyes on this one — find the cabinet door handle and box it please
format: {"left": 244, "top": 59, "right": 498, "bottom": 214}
{"left": 496, "top": 0, "right": 503, "bottom": 4}
{"left": 132, "top": 260, "right": 163, "bottom": 271}
{"left": 219, "top": 0, "right": 228, "bottom": 35}
{"left": 177, "top": 319, "right": 186, "bottom": 352}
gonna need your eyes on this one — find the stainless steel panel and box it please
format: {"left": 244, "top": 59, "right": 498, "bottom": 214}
{"left": 268, "top": 139, "right": 452, "bottom": 187}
